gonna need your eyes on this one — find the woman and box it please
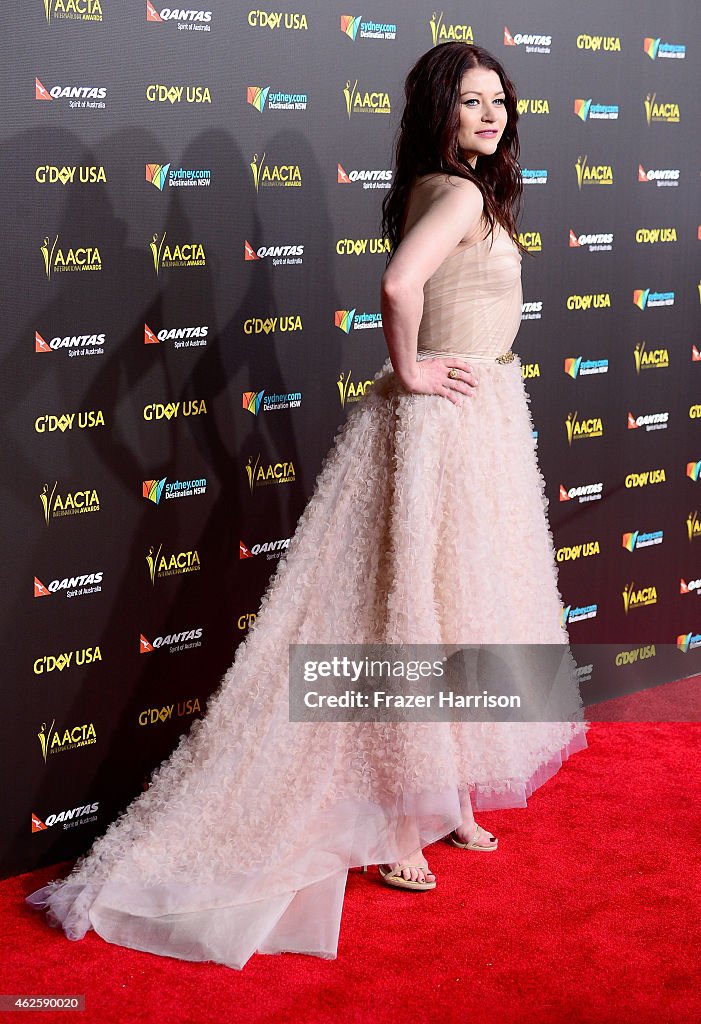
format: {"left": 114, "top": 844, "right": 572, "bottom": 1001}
{"left": 25, "top": 43, "right": 588, "bottom": 968}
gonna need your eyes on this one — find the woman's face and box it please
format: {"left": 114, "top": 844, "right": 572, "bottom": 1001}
{"left": 457, "top": 66, "right": 508, "bottom": 167}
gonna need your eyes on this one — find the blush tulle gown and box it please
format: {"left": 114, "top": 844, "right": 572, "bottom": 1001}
{"left": 25, "top": 222, "right": 589, "bottom": 969}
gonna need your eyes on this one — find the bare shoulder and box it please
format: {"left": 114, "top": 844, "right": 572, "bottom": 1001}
{"left": 404, "top": 173, "right": 483, "bottom": 238}
{"left": 416, "top": 172, "right": 482, "bottom": 203}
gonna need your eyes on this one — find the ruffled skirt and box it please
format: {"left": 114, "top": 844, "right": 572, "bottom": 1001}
{"left": 25, "top": 353, "right": 589, "bottom": 969}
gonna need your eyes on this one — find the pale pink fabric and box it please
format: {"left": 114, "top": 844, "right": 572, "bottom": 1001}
{"left": 25, "top": 222, "right": 589, "bottom": 969}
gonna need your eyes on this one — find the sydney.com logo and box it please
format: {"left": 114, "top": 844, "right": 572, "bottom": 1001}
{"left": 247, "top": 86, "right": 307, "bottom": 112}
{"left": 146, "top": 163, "right": 211, "bottom": 190}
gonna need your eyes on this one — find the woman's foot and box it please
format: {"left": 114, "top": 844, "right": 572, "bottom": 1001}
{"left": 450, "top": 819, "right": 498, "bottom": 850}
{"left": 382, "top": 848, "right": 435, "bottom": 885}
{"left": 453, "top": 821, "right": 496, "bottom": 848}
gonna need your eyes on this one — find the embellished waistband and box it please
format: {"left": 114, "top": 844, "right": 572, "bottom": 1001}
{"left": 417, "top": 347, "right": 515, "bottom": 364}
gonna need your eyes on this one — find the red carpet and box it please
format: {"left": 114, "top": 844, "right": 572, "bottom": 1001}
{"left": 5, "top": 722, "right": 700, "bottom": 1024}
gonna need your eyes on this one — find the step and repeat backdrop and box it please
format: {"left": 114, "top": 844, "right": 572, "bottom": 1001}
{"left": 1, "top": 2, "right": 698, "bottom": 875}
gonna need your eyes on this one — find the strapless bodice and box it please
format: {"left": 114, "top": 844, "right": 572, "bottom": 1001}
{"left": 417, "top": 222, "right": 523, "bottom": 361}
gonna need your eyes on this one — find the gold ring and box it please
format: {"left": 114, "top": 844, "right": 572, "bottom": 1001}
{"left": 448, "top": 368, "right": 459, "bottom": 379}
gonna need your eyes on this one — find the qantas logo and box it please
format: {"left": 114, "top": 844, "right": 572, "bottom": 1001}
{"left": 36, "top": 77, "right": 107, "bottom": 103}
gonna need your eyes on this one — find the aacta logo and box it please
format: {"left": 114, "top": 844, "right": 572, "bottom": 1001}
{"left": 633, "top": 342, "right": 669, "bottom": 373}
{"left": 244, "top": 240, "right": 304, "bottom": 265}
{"left": 637, "top": 164, "right": 679, "bottom": 187}
{"left": 644, "top": 93, "right": 680, "bottom": 124}
{"left": 40, "top": 235, "right": 102, "bottom": 279}
{"left": 32, "top": 803, "right": 99, "bottom": 833}
{"left": 35, "top": 329, "right": 105, "bottom": 356}
{"left": 34, "top": 571, "right": 103, "bottom": 598}
{"left": 575, "top": 156, "right": 613, "bottom": 189}
{"left": 687, "top": 511, "right": 701, "bottom": 542}
{"left": 146, "top": 3, "right": 212, "bottom": 29}
{"left": 35, "top": 77, "right": 106, "bottom": 107}
{"left": 143, "top": 399, "right": 207, "bottom": 420}
{"left": 40, "top": 482, "right": 100, "bottom": 524}
{"left": 504, "top": 26, "right": 552, "bottom": 52}
{"left": 145, "top": 323, "right": 208, "bottom": 348}
{"left": 150, "top": 232, "right": 206, "bottom": 273}
{"left": 37, "top": 718, "right": 97, "bottom": 762}
{"left": 34, "top": 646, "right": 102, "bottom": 675}
{"left": 250, "top": 152, "right": 301, "bottom": 191}
{"left": 518, "top": 231, "right": 542, "bottom": 253}
{"left": 565, "top": 412, "right": 604, "bottom": 445}
{"left": 643, "top": 37, "right": 686, "bottom": 60}
{"left": 35, "top": 409, "right": 105, "bottom": 433}
{"left": 36, "top": 165, "right": 106, "bottom": 185}
{"left": 343, "top": 80, "right": 390, "bottom": 118}
{"left": 245, "top": 454, "right": 296, "bottom": 493}
{"left": 337, "top": 370, "right": 374, "bottom": 407}
{"left": 622, "top": 581, "right": 657, "bottom": 614}
{"left": 429, "top": 12, "right": 473, "bottom": 45}
{"left": 139, "top": 628, "right": 203, "bottom": 653}
{"left": 146, "top": 84, "right": 211, "bottom": 103}
{"left": 42, "top": 0, "right": 103, "bottom": 23}
{"left": 337, "top": 163, "right": 391, "bottom": 189}
{"left": 633, "top": 288, "right": 674, "bottom": 310}
{"left": 146, "top": 543, "right": 201, "bottom": 584}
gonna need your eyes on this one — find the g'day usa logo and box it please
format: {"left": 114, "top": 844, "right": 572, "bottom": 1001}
{"left": 146, "top": 3, "right": 213, "bottom": 30}
{"left": 36, "top": 77, "right": 107, "bottom": 109}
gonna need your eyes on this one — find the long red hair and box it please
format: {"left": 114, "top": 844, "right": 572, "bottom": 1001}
{"left": 382, "top": 42, "right": 528, "bottom": 257}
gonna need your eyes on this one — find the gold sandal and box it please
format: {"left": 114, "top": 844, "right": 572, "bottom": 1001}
{"left": 373, "top": 862, "right": 437, "bottom": 891}
{"left": 448, "top": 822, "right": 498, "bottom": 851}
